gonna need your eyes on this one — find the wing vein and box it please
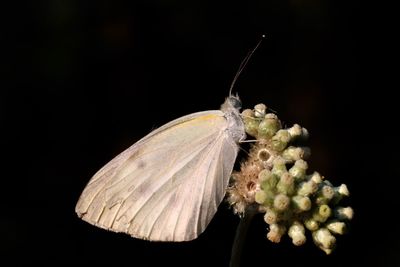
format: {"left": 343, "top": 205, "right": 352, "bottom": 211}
{"left": 192, "top": 132, "right": 224, "bottom": 235}
{"left": 121, "top": 139, "right": 212, "bottom": 226}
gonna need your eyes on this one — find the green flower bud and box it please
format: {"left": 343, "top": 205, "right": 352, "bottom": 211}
{"left": 289, "top": 159, "right": 308, "bottom": 180}
{"left": 326, "top": 220, "right": 347, "bottom": 235}
{"left": 315, "top": 185, "right": 334, "bottom": 205}
{"left": 313, "top": 204, "right": 332, "bottom": 222}
{"left": 255, "top": 190, "right": 268, "bottom": 204}
{"left": 292, "top": 195, "right": 311, "bottom": 211}
{"left": 230, "top": 103, "right": 353, "bottom": 254}
{"left": 242, "top": 109, "right": 259, "bottom": 137}
{"left": 259, "top": 169, "right": 278, "bottom": 191}
{"left": 288, "top": 221, "right": 306, "bottom": 246}
{"left": 304, "top": 219, "right": 319, "bottom": 231}
{"left": 258, "top": 116, "right": 281, "bottom": 139}
{"left": 277, "top": 172, "right": 295, "bottom": 195}
{"left": 258, "top": 169, "right": 272, "bottom": 182}
{"left": 316, "top": 185, "right": 333, "bottom": 204}
{"left": 274, "top": 194, "right": 290, "bottom": 211}
{"left": 241, "top": 109, "right": 254, "bottom": 118}
{"left": 271, "top": 130, "right": 291, "bottom": 151}
{"left": 272, "top": 157, "right": 287, "bottom": 177}
{"left": 282, "top": 146, "right": 304, "bottom": 161}
{"left": 244, "top": 120, "right": 259, "bottom": 137}
{"left": 297, "top": 180, "right": 318, "bottom": 196}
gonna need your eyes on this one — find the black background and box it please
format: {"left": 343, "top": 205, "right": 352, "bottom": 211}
{"left": 2, "top": 0, "right": 398, "bottom": 266}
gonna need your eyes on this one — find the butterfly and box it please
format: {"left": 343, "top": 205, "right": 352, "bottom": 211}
{"left": 75, "top": 96, "right": 245, "bottom": 241}
{"left": 76, "top": 36, "right": 264, "bottom": 241}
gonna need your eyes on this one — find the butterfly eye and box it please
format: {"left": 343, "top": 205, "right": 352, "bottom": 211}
{"left": 228, "top": 97, "right": 242, "bottom": 109}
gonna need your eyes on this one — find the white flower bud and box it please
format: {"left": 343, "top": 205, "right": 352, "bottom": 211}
{"left": 264, "top": 209, "right": 278, "bottom": 224}
{"left": 313, "top": 228, "right": 336, "bottom": 250}
{"left": 254, "top": 103, "right": 267, "bottom": 117}
{"left": 335, "top": 207, "right": 354, "bottom": 220}
{"left": 322, "top": 185, "right": 335, "bottom": 200}
{"left": 326, "top": 221, "right": 347, "bottom": 235}
{"left": 292, "top": 195, "right": 311, "bottom": 211}
{"left": 337, "top": 184, "right": 350, "bottom": 197}
{"left": 288, "top": 124, "right": 302, "bottom": 138}
{"left": 267, "top": 223, "right": 286, "bottom": 243}
{"left": 310, "top": 172, "right": 323, "bottom": 184}
{"left": 274, "top": 194, "right": 290, "bottom": 211}
{"left": 288, "top": 222, "right": 306, "bottom": 246}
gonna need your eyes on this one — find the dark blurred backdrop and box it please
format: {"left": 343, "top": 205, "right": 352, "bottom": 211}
{"left": 2, "top": 0, "right": 397, "bottom": 266}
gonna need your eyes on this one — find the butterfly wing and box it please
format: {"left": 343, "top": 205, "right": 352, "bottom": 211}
{"left": 75, "top": 111, "right": 239, "bottom": 241}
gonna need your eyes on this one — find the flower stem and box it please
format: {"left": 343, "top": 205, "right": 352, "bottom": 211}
{"left": 229, "top": 205, "right": 258, "bottom": 267}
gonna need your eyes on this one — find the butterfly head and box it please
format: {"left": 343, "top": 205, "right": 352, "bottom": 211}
{"left": 222, "top": 94, "right": 242, "bottom": 112}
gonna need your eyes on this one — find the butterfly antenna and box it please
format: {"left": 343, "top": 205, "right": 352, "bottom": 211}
{"left": 229, "top": 34, "right": 266, "bottom": 97}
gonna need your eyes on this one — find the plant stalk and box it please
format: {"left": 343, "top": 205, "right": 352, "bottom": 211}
{"left": 229, "top": 205, "right": 258, "bottom": 267}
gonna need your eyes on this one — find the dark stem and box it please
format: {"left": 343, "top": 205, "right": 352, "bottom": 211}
{"left": 229, "top": 205, "right": 258, "bottom": 267}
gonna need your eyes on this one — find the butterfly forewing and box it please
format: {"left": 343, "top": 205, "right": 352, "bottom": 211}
{"left": 76, "top": 110, "right": 239, "bottom": 241}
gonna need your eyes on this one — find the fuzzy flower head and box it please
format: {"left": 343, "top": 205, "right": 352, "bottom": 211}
{"left": 227, "top": 103, "right": 353, "bottom": 254}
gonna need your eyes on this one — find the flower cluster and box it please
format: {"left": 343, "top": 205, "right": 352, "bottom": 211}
{"left": 227, "top": 103, "right": 353, "bottom": 254}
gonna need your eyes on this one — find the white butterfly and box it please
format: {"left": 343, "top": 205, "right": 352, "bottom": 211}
{"left": 75, "top": 96, "right": 246, "bottom": 241}
{"left": 75, "top": 36, "right": 265, "bottom": 241}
